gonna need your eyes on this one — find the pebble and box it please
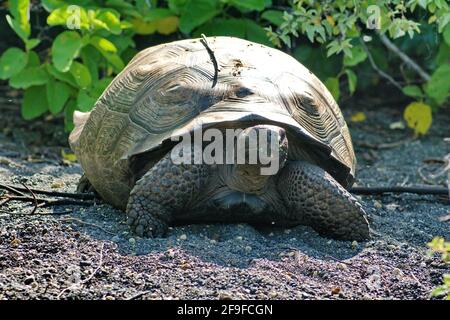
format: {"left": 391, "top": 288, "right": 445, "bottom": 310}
{"left": 210, "top": 239, "right": 217, "bottom": 245}
{"left": 179, "top": 234, "right": 187, "bottom": 241}
{"left": 244, "top": 246, "right": 252, "bottom": 252}
{"left": 351, "top": 241, "right": 358, "bottom": 249}
{"left": 218, "top": 292, "right": 233, "bottom": 300}
{"left": 128, "top": 238, "right": 136, "bottom": 245}
{"left": 111, "top": 236, "right": 120, "bottom": 242}
{"left": 269, "top": 291, "right": 278, "bottom": 298}
{"left": 373, "top": 200, "right": 382, "bottom": 209}
{"left": 235, "top": 236, "right": 243, "bottom": 241}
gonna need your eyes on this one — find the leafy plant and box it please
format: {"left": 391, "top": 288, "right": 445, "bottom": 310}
{"left": 267, "top": 0, "right": 449, "bottom": 135}
{"left": 0, "top": 0, "right": 448, "bottom": 134}
{"left": 427, "top": 237, "right": 450, "bottom": 300}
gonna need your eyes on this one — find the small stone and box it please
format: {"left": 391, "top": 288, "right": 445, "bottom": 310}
{"left": 287, "top": 251, "right": 295, "bottom": 257}
{"left": 392, "top": 268, "right": 403, "bottom": 277}
{"left": 269, "top": 291, "right": 278, "bottom": 298}
{"left": 244, "top": 246, "right": 252, "bottom": 252}
{"left": 218, "top": 292, "right": 233, "bottom": 300}
{"left": 111, "top": 236, "right": 120, "bottom": 242}
{"left": 105, "top": 295, "right": 114, "bottom": 300}
{"left": 128, "top": 238, "right": 136, "bottom": 245}
{"left": 362, "top": 258, "right": 369, "bottom": 264}
{"left": 373, "top": 200, "right": 382, "bottom": 209}
{"left": 268, "top": 232, "right": 274, "bottom": 237}
{"left": 331, "top": 287, "right": 341, "bottom": 295}
{"left": 235, "top": 236, "right": 243, "bottom": 241}
{"left": 210, "top": 239, "right": 217, "bottom": 245}
{"left": 179, "top": 234, "right": 187, "bottom": 241}
{"left": 284, "top": 229, "right": 291, "bottom": 234}
{"left": 351, "top": 241, "right": 358, "bottom": 249}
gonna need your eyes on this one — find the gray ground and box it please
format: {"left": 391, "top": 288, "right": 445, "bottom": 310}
{"left": 0, "top": 93, "right": 449, "bottom": 300}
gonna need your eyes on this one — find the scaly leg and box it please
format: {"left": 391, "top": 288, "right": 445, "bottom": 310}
{"left": 277, "top": 161, "right": 370, "bottom": 240}
{"left": 126, "top": 152, "right": 209, "bottom": 237}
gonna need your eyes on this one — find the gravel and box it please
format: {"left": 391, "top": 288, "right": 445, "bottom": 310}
{"left": 0, "top": 96, "right": 449, "bottom": 300}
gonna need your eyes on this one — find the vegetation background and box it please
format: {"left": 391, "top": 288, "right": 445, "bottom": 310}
{"left": 0, "top": 0, "right": 448, "bottom": 299}
{"left": 0, "top": 0, "right": 448, "bottom": 133}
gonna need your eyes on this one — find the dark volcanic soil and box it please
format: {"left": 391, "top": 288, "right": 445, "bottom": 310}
{"left": 0, "top": 93, "right": 449, "bottom": 300}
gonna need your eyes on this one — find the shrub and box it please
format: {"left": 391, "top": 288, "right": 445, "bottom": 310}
{"left": 0, "top": 0, "right": 448, "bottom": 133}
{"left": 427, "top": 237, "right": 450, "bottom": 299}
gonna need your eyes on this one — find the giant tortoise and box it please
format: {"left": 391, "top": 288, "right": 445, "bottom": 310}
{"left": 69, "top": 36, "right": 370, "bottom": 240}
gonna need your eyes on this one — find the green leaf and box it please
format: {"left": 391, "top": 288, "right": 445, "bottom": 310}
{"left": 47, "top": 5, "right": 90, "bottom": 30}
{"left": 6, "top": 15, "right": 29, "bottom": 43}
{"left": 90, "top": 36, "right": 117, "bottom": 53}
{"left": 345, "top": 69, "right": 357, "bottom": 95}
{"left": 52, "top": 31, "right": 83, "bottom": 72}
{"left": 21, "top": 85, "right": 49, "bottom": 120}
{"left": 424, "top": 64, "right": 450, "bottom": 105}
{"left": 94, "top": 9, "right": 122, "bottom": 35}
{"left": 89, "top": 37, "right": 124, "bottom": 72}
{"left": 0, "top": 47, "right": 28, "bottom": 80}
{"left": 26, "top": 51, "right": 40, "bottom": 67}
{"left": 343, "top": 45, "right": 367, "bottom": 66}
{"left": 143, "top": 8, "right": 173, "bottom": 21}
{"left": 46, "top": 64, "right": 78, "bottom": 88}
{"left": 230, "top": 0, "right": 266, "bottom": 11}
{"left": 245, "top": 19, "right": 272, "bottom": 46}
{"left": 431, "top": 285, "right": 449, "bottom": 297}
{"left": 64, "top": 99, "right": 77, "bottom": 132}
{"left": 194, "top": 18, "right": 271, "bottom": 46}
{"left": 41, "top": 0, "right": 66, "bottom": 12}
{"left": 402, "top": 85, "right": 424, "bottom": 98}
{"left": 47, "top": 78, "right": 71, "bottom": 114}
{"left": 8, "top": 0, "right": 31, "bottom": 41}
{"left": 77, "top": 90, "right": 97, "bottom": 112}
{"left": 261, "top": 10, "right": 284, "bottom": 26}
{"left": 25, "top": 38, "right": 41, "bottom": 51}
{"left": 179, "top": 0, "right": 219, "bottom": 34}
{"left": 324, "top": 77, "right": 340, "bottom": 101}
{"left": 69, "top": 62, "right": 92, "bottom": 89}
{"left": 9, "top": 66, "right": 48, "bottom": 89}
{"left": 444, "top": 24, "right": 450, "bottom": 46}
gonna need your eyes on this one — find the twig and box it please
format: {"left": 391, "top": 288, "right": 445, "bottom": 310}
{"left": 350, "top": 185, "right": 448, "bottom": 195}
{"left": 126, "top": 290, "right": 152, "bottom": 300}
{"left": 200, "top": 34, "right": 219, "bottom": 88}
{"left": 378, "top": 33, "right": 431, "bottom": 82}
{"left": 57, "top": 243, "right": 106, "bottom": 298}
{"left": 61, "top": 217, "right": 116, "bottom": 235}
{"left": 0, "top": 183, "right": 97, "bottom": 200}
{"left": 1, "top": 195, "right": 93, "bottom": 208}
{"left": 0, "top": 184, "right": 27, "bottom": 197}
{"left": 359, "top": 38, "right": 403, "bottom": 91}
{"left": 355, "top": 137, "right": 415, "bottom": 150}
{"left": 21, "top": 183, "right": 38, "bottom": 215}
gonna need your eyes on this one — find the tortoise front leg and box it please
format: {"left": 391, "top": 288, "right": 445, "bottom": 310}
{"left": 126, "top": 153, "right": 209, "bottom": 237}
{"left": 277, "top": 161, "right": 370, "bottom": 241}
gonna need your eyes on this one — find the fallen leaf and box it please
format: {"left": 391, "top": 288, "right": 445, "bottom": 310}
{"left": 351, "top": 112, "right": 366, "bottom": 122}
{"left": 403, "top": 101, "right": 432, "bottom": 135}
{"left": 61, "top": 149, "right": 77, "bottom": 163}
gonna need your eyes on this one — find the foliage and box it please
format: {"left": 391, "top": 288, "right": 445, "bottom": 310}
{"left": 427, "top": 237, "right": 450, "bottom": 300}
{"left": 0, "top": 0, "right": 449, "bottom": 133}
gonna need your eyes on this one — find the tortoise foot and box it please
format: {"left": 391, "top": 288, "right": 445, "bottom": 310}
{"left": 278, "top": 161, "right": 370, "bottom": 241}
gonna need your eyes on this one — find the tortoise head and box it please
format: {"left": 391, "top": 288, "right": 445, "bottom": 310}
{"left": 234, "top": 124, "right": 288, "bottom": 176}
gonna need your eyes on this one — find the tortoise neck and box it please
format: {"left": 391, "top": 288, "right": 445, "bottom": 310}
{"left": 221, "top": 164, "right": 271, "bottom": 195}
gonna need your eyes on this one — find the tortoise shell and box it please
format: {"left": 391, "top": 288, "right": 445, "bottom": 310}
{"left": 69, "top": 36, "right": 356, "bottom": 209}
